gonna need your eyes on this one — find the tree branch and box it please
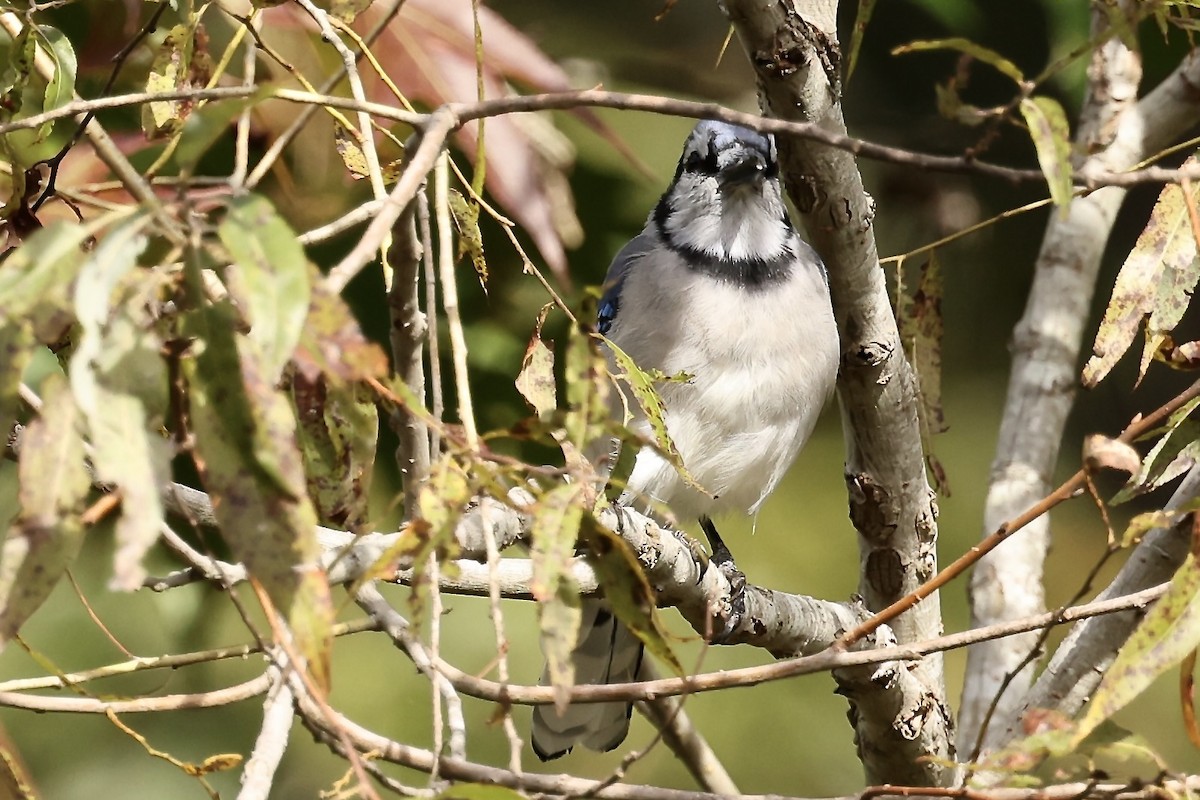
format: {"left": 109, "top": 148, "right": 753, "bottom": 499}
{"left": 237, "top": 663, "right": 295, "bottom": 800}
{"left": 386, "top": 201, "right": 431, "bottom": 514}
{"left": 961, "top": 17, "right": 1200, "bottom": 753}
{"left": 1012, "top": 464, "right": 1200, "bottom": 734}
{"left": 720, "top": 0, "right": 951, "bottom": 785}
{"left": 0, "top": 674, "right": 271, "bottom": 713}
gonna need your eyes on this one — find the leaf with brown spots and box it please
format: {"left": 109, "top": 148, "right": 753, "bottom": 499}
{"left": 1085, "top": 161, "right": 1200, "bottom": 387}
{"left": 0, "top": 375, "right": 90, "bottom": 649}
{"left": 185, "top": 295, "right": 333, "bottom": 689}
{"left": 580, "top": 513, "right": 682, "bottom": 676}
{"left": 288, "top": 367, "right": 377, "bottom": 532}
{"left": 292, "top": 275, "right": 389, "bottom": 385}
{"left": 1075, "top": 552, "right": 1200, "bottom": 744}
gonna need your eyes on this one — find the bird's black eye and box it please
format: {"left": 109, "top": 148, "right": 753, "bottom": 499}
{"left": 684, "top": 147, "right": 720, "bottom": 175}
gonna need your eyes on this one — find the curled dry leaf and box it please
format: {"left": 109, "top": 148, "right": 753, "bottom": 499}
{"left": 1082, "top": 434, "right": 1142, "bottom": 477}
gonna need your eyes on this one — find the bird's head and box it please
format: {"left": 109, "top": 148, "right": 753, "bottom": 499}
{"left": 654, "top": 120, "right": 794, "bottom": 266}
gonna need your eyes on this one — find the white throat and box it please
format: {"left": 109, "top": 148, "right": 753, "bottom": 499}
{"left": 662, "top": 183, "right": 792, "bottom": 262}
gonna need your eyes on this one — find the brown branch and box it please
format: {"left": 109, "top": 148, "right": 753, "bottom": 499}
{"left": 361, "top": 583, "right": 1166, "bottom": 709}
{"left": 9, "top": 83, "right": 1200, "bottom": 214}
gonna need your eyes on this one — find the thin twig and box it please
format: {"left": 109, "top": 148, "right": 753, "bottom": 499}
{"left": 351, "top": 583, "right": 1168, "bottom": 709}
{"left": 230, "top": 13, "right": 258, "bottom": 190}
{"left": 292, "top": 0, "right": 387, "bottom": 203}
{"left": 0, "top": 674, "right": 272, "bottom": 713}
{"left": 0, "top": 619, "right": 377, "bottom": 693}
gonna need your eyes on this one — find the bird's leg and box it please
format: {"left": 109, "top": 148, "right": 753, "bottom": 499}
{"left": 698, "top": 515, "right": 746, "bottom": 642}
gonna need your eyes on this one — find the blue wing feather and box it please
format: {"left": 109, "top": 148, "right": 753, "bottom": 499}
{"left": 597, "top": 231, "right": 656, "bottom": 335}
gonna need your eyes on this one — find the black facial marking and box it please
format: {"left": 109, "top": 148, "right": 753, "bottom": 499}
{"left": 684, "top": 146, "right": 720, "bottom": 176}
{"left": 651, "top": 196, "right": 795, "bottom": 289}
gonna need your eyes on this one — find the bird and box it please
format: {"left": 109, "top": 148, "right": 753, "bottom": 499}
{"left": 530, "top": 119, "right": 840, "bottom": 760}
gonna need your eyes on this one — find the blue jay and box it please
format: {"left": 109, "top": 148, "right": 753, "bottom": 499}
{"left": 531, "top": 120, "right": 839, "bottom": 760}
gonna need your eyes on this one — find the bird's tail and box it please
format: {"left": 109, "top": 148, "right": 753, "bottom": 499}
{"left": 530, "top": 598, "right": 644, "bottom": 760}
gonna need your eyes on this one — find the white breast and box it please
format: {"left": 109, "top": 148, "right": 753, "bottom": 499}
{"left": 606, "top": 245, "right": 838, "bottom": 521}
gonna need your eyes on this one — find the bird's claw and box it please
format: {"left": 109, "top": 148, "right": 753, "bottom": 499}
{"left": 699, "top": 517, "right": 747, "bottom": 642}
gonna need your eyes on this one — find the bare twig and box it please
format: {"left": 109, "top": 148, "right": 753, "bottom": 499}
{"left": 353, "top": 586, "right": 467, "bottom": 758}
{"left": 0, "top": 619, "right": 377, "bottom": 693}
{"left": 237, "top": 662, "right": 295, "bottom": 800}
{"left": 633, "top": 663, "right": 739, "bottom": 796}
{"left": 292, "top": 0, "right": 387, "bottom": 203}
{"left": 0, "top": 674, "right": 272, "bottom": 713}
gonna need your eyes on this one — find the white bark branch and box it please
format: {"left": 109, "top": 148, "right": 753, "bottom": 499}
{"left": 960, "top": 30, "right": 1200, "bottom": 751}
{"left": 158, "top": 479, "right": 868, "bottom": 657}
{"left": 237, "top": 663, "right": 295, "bottom": 800}
{"left": 1011, "top": 465, "right": 1200, "bottom": 733}
{"left": 720, "top": 0, "right": 952, "bottom": 784}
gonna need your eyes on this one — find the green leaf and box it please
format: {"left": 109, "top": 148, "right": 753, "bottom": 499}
{"left": 530, "top": 485, "right": 583, "bottom": 602}
{"left": 561, "top": 320, "right": 610, "bottom": 478}
{"left": 580, "top": 513, "right": 682, "bottom": 676}
{"left": 448, "top": 189, "right": 488, "bottom": 287}
{"left": 415, "top": 455, "right": 473, "bottom": 545}
{"left": 1019, "top": 96, "right": 1073, "bottom": 211}
{"left": 0, "top": 324, "right": 33, "bottom": 441}
{"left": 69, "top": 215, "right": 171, "bottom": 591}
{"left": 1075, "top": 554, "right": 1200, "bottom": 744}
{"left": 0, "top": 220, "right": 88, "bottom": 341}
{"left": 141, "top": 25, "right": 194, "bottom": 138}
{"left": 1119, "top": 506, "right": 1192, "bottom": 548}
{"left": 515, "top": 304, "right": 556, "bottom": 417}
{"left": 1084, "top": 166, "right": 1200, "bottom": 388}
{"left": 332, "top": 122, "right": 403, "bottom": 183}
{"left": 530, "top": 484, "right": 585, "bottom": 708}
{"left": 604, "top": 335, "right": 709, "bottom": 497}
{"left": 33, "top": 26, "right": 75, "bottom": 141}
{"left": 292, "top": 274, "right": 389, "bottom": 385}
{"left": 539, "top": 584, "right": 582, "bottom": 712}
{"left": 0, "top": 25, "right": 34, "bottom": 118}
{"left": 331, "top": 0, "right": 374, "bottom": 23}
{"left": 0, "top": 375, "right": 89, "bottom": 649}
{"left": 892, "top": 37, "right": 1025, "bottom": 83}
{"left": 186, "top": 295, "right": 333, "bottom": 688}
{"left": 218, "top": 194, "right": 311, "bottom": 384}
{"left": 846, "top": 0, "right": 877, "bottom": 82}
{"left": 288, "top": 368, "right": 377, "bottom": 531}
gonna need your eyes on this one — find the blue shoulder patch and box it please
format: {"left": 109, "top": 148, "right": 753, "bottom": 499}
{"left": 597, "top": 291, "right": 620, "bottom": 335}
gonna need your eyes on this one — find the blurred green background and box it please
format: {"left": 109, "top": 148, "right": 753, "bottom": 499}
{"left": 3, "top": 0, "right": 1200, "bottom": 796}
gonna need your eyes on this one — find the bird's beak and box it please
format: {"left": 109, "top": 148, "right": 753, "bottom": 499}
{"left": 718, "top": 150, "right": 768, "bottom": 189}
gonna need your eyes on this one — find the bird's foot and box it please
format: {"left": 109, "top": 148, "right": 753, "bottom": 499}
{"left": 699, "top": 516, "right": 746, "bottom": 643}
